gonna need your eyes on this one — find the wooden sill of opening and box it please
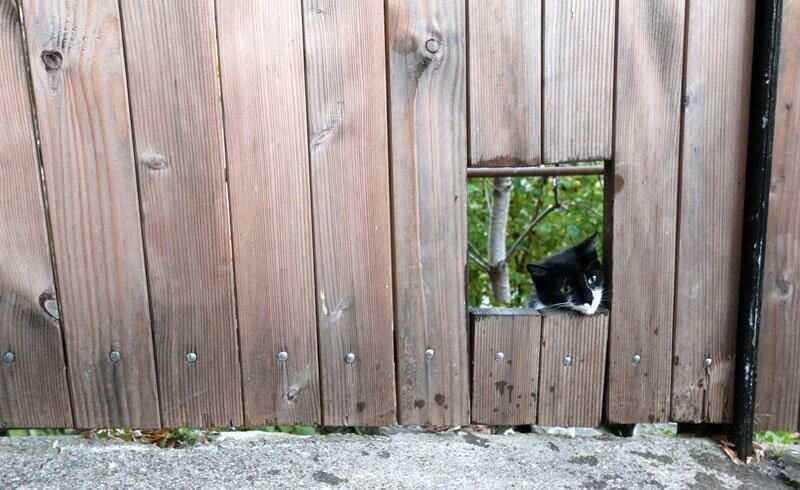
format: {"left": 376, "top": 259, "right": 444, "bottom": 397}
{"left": 469, "top": 307, "right": 609, "bottom": 427}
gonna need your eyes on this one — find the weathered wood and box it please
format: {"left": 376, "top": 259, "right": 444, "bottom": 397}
{"left": 468, "top": 0, "right": 541, "bottom": 166}
{"left": 387, "top": 0, "right": 469, "bottom": 425}
{"left": 471, "top": 309, "right": 541, "bottom": 425}
{"left": 538, "top": 314, "right": 608, "bottom": 427}
{"left": 606, "top": 0, "right": 685, "bottom": 424}
{"left": 542, "top": 0, "right": 614, "bottom": 163}
{"left": 217, "top": 0, "right": 320, "bottom": 425}
{"left": 0, "top": 0, "right": 71, "bottom": 428}
{"left": 671, "top": 0, "right": 755, "bottom": 424}
{"left": 120, "top": 0, "right": 242, "bottom": 427}
{"left": 756, "top": 0, "right": 800, "bottom": 432}
{"left": 23, "top": 0, "right": 160, "bottom": 428}
{"left": 302, "top": 0, "right": 396, "bottom": 426}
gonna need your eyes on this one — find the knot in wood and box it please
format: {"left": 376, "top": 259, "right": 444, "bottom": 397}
{"left": 41, "top": 50, "right": 63, "bottom": 70}
{"left": 143, "top": 156, "right": 168, "bottom": 171}
{"left": 38, "top": 291, "right": 60, "bottom": 320}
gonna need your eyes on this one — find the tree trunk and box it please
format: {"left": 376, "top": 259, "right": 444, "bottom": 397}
{"left": 488, "top": 177, "right": 512, "bottom": 302}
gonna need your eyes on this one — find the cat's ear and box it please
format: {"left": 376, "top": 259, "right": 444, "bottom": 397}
{"left": 526, "top": 263, "right": 550, "bottom": 278}
{"left": 575, "top": 232, "right": 599, "bottom": 257}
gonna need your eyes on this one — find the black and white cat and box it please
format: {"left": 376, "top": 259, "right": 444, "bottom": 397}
{"left": 526, "top": 232, "right": 605, "bottom": 315}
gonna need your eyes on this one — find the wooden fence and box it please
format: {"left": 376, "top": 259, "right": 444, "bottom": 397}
{"left": 0, "top": 0, "right": 797, "bottom": 430}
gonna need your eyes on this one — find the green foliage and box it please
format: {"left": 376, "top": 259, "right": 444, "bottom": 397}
{"left": 755, "top": 431, "right": 800, "bottom": 445}
{"left": 468, "top": 172, "right": 605, "bottom": 307}
{"left": 658, "top": 427, "right": 676, "bottom": 436}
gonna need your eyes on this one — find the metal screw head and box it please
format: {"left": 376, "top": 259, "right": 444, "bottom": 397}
{"left": 277, "top": 351, "right": 289, "bottom": 362}
{"left": 562, "top": 356, "right": 573, "bottom": 367}
{"left": 108, "top": 350, "right": 122, "bottom": 363}
{"left": 2, "top": 352, "right": 15, "bottom": 364}
{"left": 631, "top": 354, "right": 642, "bottom": 366}
{"left": 424, "top": 348, "right": 435, "bottom": 360}
{"left": 41, "top": 50, "right": 63, "bottom": 70}
{"left": 344, "top": 353, "right": 356, "bottom": 364}
{"left": 425, "top": 38, "right": 440, "bottom": 54}
{"left": 186, "top": 352, "right": 198, "bottom": 364}
{"left": 703, "top": 357, "right": 713, "bottom": 368}
{"left": 495, "top": 352, "right": 505, "bottom": 362}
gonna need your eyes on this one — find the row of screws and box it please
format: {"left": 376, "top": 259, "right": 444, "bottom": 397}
{"left": 0, "top": 350, "right": 427, "bottom": 366}
{"left": 493, "top": 352, "right": 715, "bottom": 369}
{"left": 2, "top": 349, "right": 716, "bottom": 369}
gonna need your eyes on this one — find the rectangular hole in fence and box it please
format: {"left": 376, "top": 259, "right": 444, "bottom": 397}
{"left": 466, "top": 165, "right": 607, "bottom": 310}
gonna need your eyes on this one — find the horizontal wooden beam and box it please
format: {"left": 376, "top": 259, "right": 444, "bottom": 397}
{"left": 466, "top": 165, "right": 604, "bottom": 178}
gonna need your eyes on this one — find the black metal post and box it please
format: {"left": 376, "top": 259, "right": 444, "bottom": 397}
{"left": 732, "top": 0, "right": 783, "bottom": 461}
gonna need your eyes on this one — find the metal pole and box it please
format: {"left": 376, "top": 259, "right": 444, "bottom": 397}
{"left": 466, "top": 165, "right": 604, "bottom": 178}
{"left": 732, "top": 0, "right": 782, "bottom": 461}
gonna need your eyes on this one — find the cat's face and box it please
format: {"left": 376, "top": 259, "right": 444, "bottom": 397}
{"left": 526, "top": 233, "right": 604, "bottom": 315}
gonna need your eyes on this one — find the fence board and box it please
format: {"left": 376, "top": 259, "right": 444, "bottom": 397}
{"left": 0, "top": 1, "right": 71, "bottom": 428}
{"left": 671, "top": 0, "right": 754, "bottom": 424}
{"left": 756, "top": 0, "right": 800, "bottom": 432}
{"left": 23, "top": 0, "right": 160, "bottom": 427}
{"left": 302, "top": 0, "right": 396, "bottom": 426}
{"left": 542, "top": 0, "right": 614, "bottom": 164}
{"left": 387, "top": 0, "right": 469, "bottom": 425}
{"left": 471, "top": 309, "right": 541, "bottom": 425}
{"left": 468, "top": 0, "right": 541, "bottom": 166}
{"left": 606, "top": 0, "right": 685, "bottom": 424}
{"left": 217, "top": 0, "right": 320, "bottom": 425}
{"left": 120, "top": 0, "right": 242, "bottom": 427}
{"left": 538, "top": 314, "right": 608, "bottom": 427}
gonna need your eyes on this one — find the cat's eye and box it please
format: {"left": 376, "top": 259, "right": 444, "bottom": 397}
{"left": 560, "top": 284, "right": 572, "bottom": 295}
{"left": 588, "top": 274, "right": 599, "bottom": 285}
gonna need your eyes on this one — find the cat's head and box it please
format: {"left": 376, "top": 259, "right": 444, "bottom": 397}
{"left": 526, "top": 232, "right": 604, "bottom": 315}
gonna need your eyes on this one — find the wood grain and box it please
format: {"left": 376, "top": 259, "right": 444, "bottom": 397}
{"left": 671, "top": 0, "right": 754, "bottom": 424}
{"left": 538, "top": 313, "right": 608, "bottom": 427}
{"left": 468, "top": 0, "right": 541, "bottom": 166}
{"left": 120, "top": 0, "right": 242, "bottom": 427}
{"left": 542, "top": 0, "right": 614, "bottom": 163}
{"left": 471, "top": 309, "right": 541, "bottom": 425}
{"left": 756, "top": 0, "right": 800, "bottom": 432}
{"left": 0, "top": 0, "right": 72, "bottom": 428}
{"left": 387, "top": 0, "right": 469, "bottom": 425}
{"left": 23, "top": 0, "right": 160, "bottom": 428}
{"left": 302, "top": 0, "right": 396, "bottom": 426}
{"left": 606, "top": 0, "right": 685, "bottom": 424}
{"left": 216, "top": 0, "right": 320, "bottom": 425}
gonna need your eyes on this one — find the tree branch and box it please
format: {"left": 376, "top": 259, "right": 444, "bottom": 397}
{"left": 506, "top": 203, "right": 561, "bottom": 258}
{"left": 506, "top": 178, "right": 563, "bottom": 258}
{"left": 468, "top": 241, "right": 490, "bottom": 271}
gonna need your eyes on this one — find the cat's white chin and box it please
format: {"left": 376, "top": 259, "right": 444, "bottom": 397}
{"left": 570, "top": 288, "right": 603, "bottom": 315}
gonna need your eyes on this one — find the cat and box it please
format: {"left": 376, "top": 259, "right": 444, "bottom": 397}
{"left": 526, "top": 232, "right": 605, "bottom": 315}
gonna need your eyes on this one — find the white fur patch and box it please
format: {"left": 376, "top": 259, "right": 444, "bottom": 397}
{"left": 570, "top": 288, "right": 603, "bottom": 315}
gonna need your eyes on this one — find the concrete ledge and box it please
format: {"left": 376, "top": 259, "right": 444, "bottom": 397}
{"left": 0, "top": 432, "right": 787, "bottom": 489}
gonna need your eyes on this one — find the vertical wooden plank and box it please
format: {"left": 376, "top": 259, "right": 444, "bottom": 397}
{"left": 671, "top": 0, "right": 754, "bottom": 424}
{"left": 756, "top": 0, "right": 800, "bottom": 432}
{"left": 302, "top": 0, "right": 396, "bottom": 426}
{"left": 0, "top": 0, "right": 71, "bottom": 428}
{"left": 468, "top": 0, "right": 541, "bottom": 167}
{"left": 471, "top": 309, "right": 540, "bottom": 425}
{"left": 606, "top": 0, "right": 685, "bottom": 424}
{"left": 538, "top": 314, "right": 608, "bottom": 427}
{"left": 217, "top": 0, "right": 320, "bottom": 425}
{"left": 23, "top": 0, "right": 160, "bottom": 428}
{"left": 542, "top": 0, "right": 614, "bottom": 163}
{"left": 120, "top": 0, "right": 242, "bottom": 427}
{"left": 387, "top": 0, "right": 469, "bottom": 425}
